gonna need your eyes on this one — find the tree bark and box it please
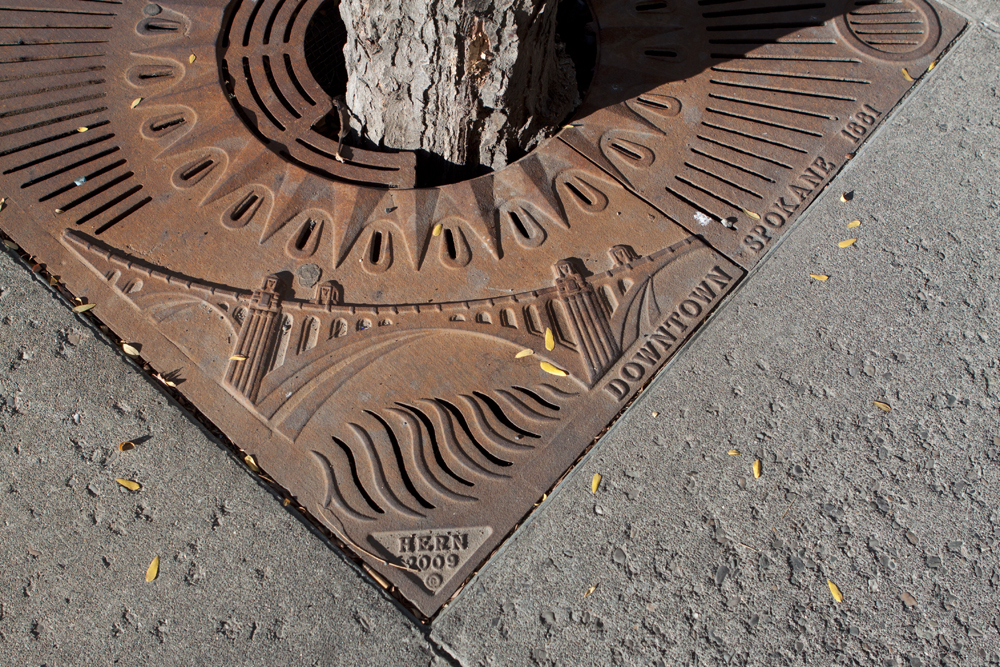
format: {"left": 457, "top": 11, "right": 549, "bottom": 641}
{"left": 339, "top": 0, "right": 578, "bottom": 174}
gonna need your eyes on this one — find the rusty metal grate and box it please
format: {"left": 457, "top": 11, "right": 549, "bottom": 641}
{"left": 0, "top": 0, "right": 963, "bottom": 618}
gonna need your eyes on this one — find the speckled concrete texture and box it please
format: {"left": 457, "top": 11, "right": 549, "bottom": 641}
{"left": 0, "top": 264, "right": 443, "bottom": 664}
{"left": 941, "top": 0, "right": 1000, "bottom": 29}
{"left": 431, "top": 24, "right": 1000, "bottom": 667}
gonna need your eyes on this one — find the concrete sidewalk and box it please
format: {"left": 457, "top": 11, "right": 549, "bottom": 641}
{"left": 3, "top": 2, "right": 1000, "bottom": 665}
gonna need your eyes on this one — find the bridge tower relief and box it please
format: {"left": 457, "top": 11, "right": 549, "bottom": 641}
{"left": 226, "top": 274, "right": 285, "bottom": 402}
{"left": 553, "top": 258, "right": 620, "bottom": 384}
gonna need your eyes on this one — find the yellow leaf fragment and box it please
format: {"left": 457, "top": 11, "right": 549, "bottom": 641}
{"left": 902, "top": 67, "right": 914, "bottom": 82}
{"left": 847, "top": 220, "right": 861, "bottom": 229}
{"left": 244, "top": 454, "right": 260, "bottom": 472}
{"left": 130, "top": 97, "right": 142, "bottom": 109}
{"left": 742, "top": 208, "right": 761, "bottom": 220}
{"left": 591, "top": 473, "right": 602, "bottom": 494}
{"left": 828, "top": 579, "right": 843, "bottom": 602}
{"left": 540, "top": 361, "right": 568, "bottom": 377}
{"left": 48, "top": 275, "right": 59, "bottom": 285}
{"left": 76, "top": 126, "right": 88, "bottom": 133}
{"left": 928, "top": 60, "right": 937, "bottom": 72}
{"left": 752, "top": 459, "right": 762, "bottom": 479}
{"left": 282, "top": 498, "right": 291, "bottom": 506}
{"left": 3, "top": 239, "right": 18, "bottom": 250}
{"left": 188, "top": 53, "right": 196, "bottom": 64}
{"left": 584, "top": 583, "right": 598, "bottom": 598}
{"left": 116, "top": 478, "right": 141, "bottom": 491}
{"left": 838, "top": 238, "right": 857, "bottom": 248}
{"left": 515, "top": 349, "right": 534, "bottom": 359}
{"left": 367, "top": 566, "right": 390, "bottom": 588}
{"left": 545, "top": 327, "right": 555, "bottom": 351}
{"left": 728, "top": 449, "right": 741, "bottom": 456}
{"left": 122, "top": 343, "right": 140, "bottom": 356}
{"left": 72, "top": 303, "right": 96, "bottom": 313}
{"left": 873, "top": 400, "right": 891, "bottom": 413}
{"left": 229, "top": 354, "right": 248, "bottom": 361}
{"left": 146, "top": 555, "right": 159, "bottom": 582}
{"left": 118, "top": 441, "right": 135, "bottom": 452}
{"left": 651, "top": 411, "right": 659, "bottom": 418}
{"left": 432, "top": 223, "right": 443, "bottom": 237}
{"left": 809, "top": 274, "right": 829, "bottom": 281}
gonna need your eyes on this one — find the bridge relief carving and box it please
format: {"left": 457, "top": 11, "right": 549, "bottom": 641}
{"left": 62, "top": 228, "right": 739, "bottom": 536}
{"left": 64, "top": 229, "right": 723, "bottom": 397}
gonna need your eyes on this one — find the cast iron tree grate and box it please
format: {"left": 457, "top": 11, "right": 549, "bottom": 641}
{"left": 0, "top": 0, "right": 964, "bottom": 618}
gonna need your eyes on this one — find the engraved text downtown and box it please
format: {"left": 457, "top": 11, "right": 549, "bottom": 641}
{"left": 604, "top": 265, "right": 734, "bottom": 401}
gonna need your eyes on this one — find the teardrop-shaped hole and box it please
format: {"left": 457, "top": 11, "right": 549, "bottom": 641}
{"left": 362, "top": 228, "right": 393, "bottom": 273}
{"left": 127, "top": 64, "right": 178, "bottom": 87}
{"left": 557, "top": 174, "right": 609, "bottom": 214}
{"left": 601, "top": 135, "right": 655, "bottom": 169}
{"left": 171, "top": 155, "right": 219, "bottom": 188}
{"left": 286, "top": 216, "right": 323, "bottom": 258}
{"left": 503, "top": 203, "right": 547, "bottom": 249}
{"left": 444, "top": 229, "right": 457, "bottom": 260}
{"left": 509, "top": 211, "right": 529, "bottom": 238}
{"left": 295, "top": 220, "right": 315, "bottom": 250}
{"left": 613, "top": 143, "right": 642, "bottom": 161}
{"left": 138, "top": 18, "right": 182, "bottom": 34}
{"left": 222, "top": 191, "right": 262, "bottom": 229}
{"left": 141, "top": 114, "right": 187, "bottom": 140}
{"left": 566, "top": 182, "right": 591, "bottom": 206}
{"left": 439, "top": 223, "right": 472, "bottom": 268}
{"left": 627, "top": 94, "right": 682, "bottom": 121}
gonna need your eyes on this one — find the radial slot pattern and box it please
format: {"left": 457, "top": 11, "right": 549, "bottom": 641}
{"left": 0, "top": 0, "right": 964, "bottom": 618}
{"left": 0, "top": 2, "right": 151, "bottom": 236}
{"left": 220, "top": 0, "right": 415, "bottom": 186}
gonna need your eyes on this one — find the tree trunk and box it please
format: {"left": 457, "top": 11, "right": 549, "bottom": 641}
{"left": 339, "top": 0, "right": 578, "bottom": 175}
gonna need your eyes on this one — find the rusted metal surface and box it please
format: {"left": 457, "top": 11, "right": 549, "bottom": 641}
{"left": 0, "top": 0, "right": 963, "bottom": 617}
{"left": 564, "top": 0, "right": 964, "bottom": 267}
